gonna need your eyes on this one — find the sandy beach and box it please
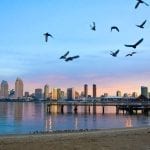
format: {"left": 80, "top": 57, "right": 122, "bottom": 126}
{"left": 0, "top": 127, "right": 150, "bottom": 150}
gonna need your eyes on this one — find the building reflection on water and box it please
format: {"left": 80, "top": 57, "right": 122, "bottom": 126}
{"left": 0, "top": 102, "right": 149, "bottom": 134}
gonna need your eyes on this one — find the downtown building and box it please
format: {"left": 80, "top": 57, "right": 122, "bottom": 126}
{"left": 84, "top": 84, "right": 88, "bottom": 97}
{"left": 44, "top": 84, "right": 49, "bottom": 100}
{"left": 93, "top": 84, "right": 97, "bottom": 98}
{"left": 116, "top": 90, "right": 121, "bottom": 97}
{"left": 141, "top": 86, "right": 148, "bottom": 98}
{"left": 0, "top": 80, "right": 9, "bottom": 98}
{"left": 15, "top": 78, "right": 23, "bottom": 99}
{"left": 67, "top": 88, "right": 75, "bottom": 100}
{"left": 35, "top": 88, "right": 43, "bottom": 100}
{"left": 51, "top": 88, "right": 62, "bottom": 100}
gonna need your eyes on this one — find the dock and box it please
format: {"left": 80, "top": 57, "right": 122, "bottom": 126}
{"left": 47, "top": 99, "right": 150, "bottom": 115}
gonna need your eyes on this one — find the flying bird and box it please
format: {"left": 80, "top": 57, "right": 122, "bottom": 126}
{"left": 124, "top": 38, "right": 143, "bottom": 49}
{"left": 43, "top": 32, "right": 53, "bottom": 42}
{"left": 135, "top": 0, "right": 149, "bottom": 9}
{"left": 125, "top": 51, "right": 136, "bottom": 57}
{"left": 60, "top": 51, "right": 69, "bottom": 59}
{"left": 111, "top": 26, "right": 120, "bottom": 32}
{"left": 90, "top": 22, "right": 96, "bottom": 31}
{"left": 65, "top": 55, "right": 80, "bottom": 62}
{"left": 110, "top": 50, "right": 120, "bottom": 57}
{"left": 136, "top": 20, "right": 147, "bottom": 28}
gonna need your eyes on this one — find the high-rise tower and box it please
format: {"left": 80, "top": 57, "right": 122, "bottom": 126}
{"left": 44, "top": 84, "right": 49, "bottom": 99}
{"left": 15, "top": 78, "right": 23, "bottom": 98}
{"left": 93, "top": 84, "right": 96, "bottom": 98}
{"left": 84, "top": 84, "right": 88, "bottom": 97}
{"left": 1, "top": 80, "right": 8, "bottom": 98}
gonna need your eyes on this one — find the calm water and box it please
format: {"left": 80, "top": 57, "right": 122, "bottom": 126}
{"left": 0, "top": 102, "right": 149, "bottom": 135}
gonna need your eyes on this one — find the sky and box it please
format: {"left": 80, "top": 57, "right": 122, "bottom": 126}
{"left": 0, "top": 0, "right": 150, "bottom": 95}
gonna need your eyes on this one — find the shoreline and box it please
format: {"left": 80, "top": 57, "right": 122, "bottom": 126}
{"left": 0, "top": 127, "right": 150, "bottom": 150}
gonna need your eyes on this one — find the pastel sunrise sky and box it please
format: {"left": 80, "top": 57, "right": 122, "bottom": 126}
{"left": 0, "top": 0, "right": 150, "bottom": 95}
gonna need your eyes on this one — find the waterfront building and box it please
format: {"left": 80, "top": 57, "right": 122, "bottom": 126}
{"left": 35, "top": 88, "right": 43, "bottom": 100}
{"left": 132, "top": 92, "right": 138, "bottom": 98}
{"left": 141, "top": 86, "right": 148, "bottom": 98}
{"left": 15, "top": 78, "right": 23, "bottom": 99}
{"left": 51, "top": 88, "right": 58, "bottom": 100}
{"left": 67, "top": 88, "right": 75, "bottom": 100}
{"left": 93, "top": 84, "right": 96, "bottom": 98}
{"left": 57, "top": 88, "right": 61, "bottom": 100}
{"left": 0, "top": 80, "right": 8, "bottom": 98}
{"left": 24, "top": 92, "right": 29, "bottom": 97}
{"left": 44, "top": 84, "right": 49, "bottom": 100}
{"left": 84, "top": 84, "right": 88, "bottom": 97}
{"left": 104, "top": 93, "right": 108, "bottom": 97}
{"left": 116, "top": 90, "right": 121, "bottom": 97}
{"left": 123, "top": 93, "right": 128, "bottom": 98}
{"left": 75, "top": 91, "right": 79, "bottom": 99}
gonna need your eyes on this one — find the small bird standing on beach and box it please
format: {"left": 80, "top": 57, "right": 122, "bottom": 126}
{"left": 43, "top": 32, "right": 53, "bottom": 42}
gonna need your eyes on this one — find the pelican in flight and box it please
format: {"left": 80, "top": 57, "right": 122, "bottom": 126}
{"left": 60, "top": 51, "right": 69, "bottom": 59}
{"left": 124, "top": 38, "right": 144, "bottom": 49}
{"left": 43, "top": 32, "right": 53, "bottom": 42}
{"left": 110, "top": 49, "right": 120, "bottom": 57}
{"left": 135, "top": 0, "right": 149, "bottom": 9}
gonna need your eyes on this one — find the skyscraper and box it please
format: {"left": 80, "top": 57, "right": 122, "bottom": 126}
{"left": 44, "top": 84, "right": 49, "bottom": 100}
{"left": 1, "top": 80, "right": 8, "bottom": 98}
{"left": 52, "top": 88, "right": 58, "bottom": 100}
{"left": 141, "top": 86, "right": 148, "bottom": 98}
{"left": 84, "top": 84, "right": 88, "bottom": 97}
{"left": 35, "top": 88, "right": 43, "bottom": 100}
{"left": 67, "top": 88, "right": 75, "bottom": 100}
{"left": 93, "top": 84, "right": 96, "bottom": 98}
{"left": 15, "top": 78, "right": 23, "bottom": 99}
{"left": 116, "top": 90, "right": 121, "bottom": 97}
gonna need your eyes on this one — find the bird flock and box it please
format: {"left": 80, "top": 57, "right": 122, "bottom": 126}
{"left": 43, "top": 0, "right": 149, "bottom": 61}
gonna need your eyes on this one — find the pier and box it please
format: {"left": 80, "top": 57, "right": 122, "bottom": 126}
{"left": 47, "top": 99, "right": 150, "bottom": 115}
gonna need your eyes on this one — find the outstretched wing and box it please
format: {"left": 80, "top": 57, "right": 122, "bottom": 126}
{"left": 64, "top": 51, "right": 69, "bottom": 57}
{"left": 115, "top": 50, "right": 119, "bottom": 55}
{"left": 124, "top": 44, "right": 134, "bottom": 47}
{"left": 143, "top": 1, "right": 149, "bottom": 6}
{"left": 135, "top": 1, "right": 140, "bottom": 9}
{"left": 141, "top": 20, "right": 147, "bottom": 26}
{"left": 134, "top": 38, "right": 143, "bottom": 46}
{"left": 72, "top": 55, "right": 80, "bottom": 59}
{"left": 132, "top": 51, "right": 136, "bottom": 55}
{"left": 125, "top": 54, "right": 130, "bottom": 57}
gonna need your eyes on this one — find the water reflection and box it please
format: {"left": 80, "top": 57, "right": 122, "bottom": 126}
{"left": 0, "top": 102, "right": 149, "bottom": 135}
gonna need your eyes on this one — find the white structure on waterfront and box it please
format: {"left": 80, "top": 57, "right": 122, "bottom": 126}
{"left": 0, "top": 80, "right": 8, "bottom": 98}
{"left": 15, "top": 78, "right": 23, "bottom": 98}
{"left": 44, "top": 84, "right": 49, "bottom": 99}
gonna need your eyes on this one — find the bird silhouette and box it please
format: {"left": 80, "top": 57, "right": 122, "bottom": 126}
{"left": 135, "top": 0, "right": 149, "bottom": 9}
{"left": 110, "top": 50, "right": 120, "bottom": 57}
{"left": 111, "top": 26, "right": 119, "bottom": 32}
{"left": 124, "top": 38, "right": 144, "bottom": 49}
{"left": 90, "top": 22, "right": 96, "bottom": 31}
{"left": 125, "top": 51, "right": 136, "bottom": 57}
{"left": 43, "top": 32, "right": 53, "bottom": 42}
{"left": 60, "top": 51, "right": 69, "bottom": 59}
{"left": 65, "top": 55, "right": 80, "bottom": 62}
{"left": 136, "top": 20, "right": 147, "bottom": 28}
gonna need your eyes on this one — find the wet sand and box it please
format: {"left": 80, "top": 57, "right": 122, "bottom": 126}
{"left": 0, "top": 127, "right": 150, "bottom": 150}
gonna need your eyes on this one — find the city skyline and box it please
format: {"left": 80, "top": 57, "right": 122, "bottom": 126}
{"left": 0, "top": 77, "right": 150, "bottom": 97}
{"left": 0, "top": 0, "right": 150, "bottom": 95}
